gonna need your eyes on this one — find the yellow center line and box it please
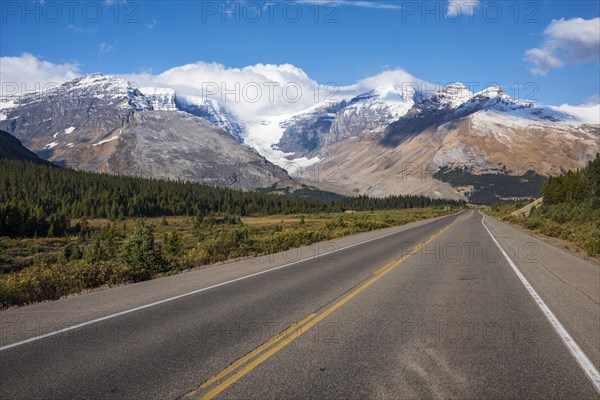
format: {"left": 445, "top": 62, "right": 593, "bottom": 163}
{"left": 196, "top": 218, "right": 459, "bottom": 400}
{"left": 372, "top": 259, "right": 397, "bottom": 276}
{"left": 184, "top": 313, "right": 317, "bottom": 398}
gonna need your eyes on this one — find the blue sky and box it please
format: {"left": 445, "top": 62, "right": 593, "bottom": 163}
{"left": 1, "top": 0, "right": 599, "bottom": 105}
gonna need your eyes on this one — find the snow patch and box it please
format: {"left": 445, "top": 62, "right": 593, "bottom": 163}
{"left": 549, "top": 104, "right": 600, "bottom": 125}
{"left": 44, "top": 142, "right": 59, "bottom": 149}
{"left": 64, "top": 126, "right": 75, "bottom": 134}
{"left": 140, "top": 87, "right": 177, "bottom": 111}
{"left": 0, "top": 98, "right": 17, "bottom": 121}
{"left": 93, "top": 136, "right": 119, "bottom": 146}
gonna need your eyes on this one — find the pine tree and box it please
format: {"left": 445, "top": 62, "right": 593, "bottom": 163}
{"left": 120, "top": 221, "right": 163, "bottom": 279}
{"left": 163, "top": 230, "right": 183, "bottom": 258}
{"left": 62, "top": 242, "right": 83, "bottom": 262}
{"left": 85, "top": 234, "right": 108, "bottom": 263}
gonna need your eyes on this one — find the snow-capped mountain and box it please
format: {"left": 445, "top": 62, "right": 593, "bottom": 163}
{"left": 0, "top": 74, "right": 290, "bottom": 190}
{"left": 276, "top": 85, "right": 423, "bottom": 154}
{"left": 2, "top": 71, "right": 598, "bottom": 202}
{"left": 327, "top": 85, "right": 423, "bottom": 145}
{"left": 310, "top": 83, "right": 599, "bottom": 203}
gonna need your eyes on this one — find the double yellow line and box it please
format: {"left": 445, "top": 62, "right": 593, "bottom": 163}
{"left": 185, "top": 218, "right": 459, "bottom": 400}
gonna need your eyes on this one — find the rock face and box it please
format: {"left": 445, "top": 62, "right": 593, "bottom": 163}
{"left": 175, "top": 96, "right": 246, "bottom": 142}
{"left": 0, "top": 74, "right": 290, "bottom": 190}
{"left": 0, "top": 130, "right": 52, "bottom": 165}
{"left": 512, "top": 198, "right": 543, "bottom": 217}
{"left": 107, "top": 111, "right": 289, "bottom": 189}
{"left": 276, "top": 101, "right": 347, "bottom": 154}
{"left": 327, "top": 87, "right": 418, "bottom": 145}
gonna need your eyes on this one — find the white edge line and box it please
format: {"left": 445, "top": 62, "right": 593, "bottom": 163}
{"left": 480, "top": 212, "right": 600, "bottom": 393}
{"left": 0, "top": 211, "right": 464, "bottom": 352}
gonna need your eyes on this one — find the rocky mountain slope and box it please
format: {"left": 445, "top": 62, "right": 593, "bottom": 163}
{"left": 0, "top": 74, "right": 290, "bottom": 190}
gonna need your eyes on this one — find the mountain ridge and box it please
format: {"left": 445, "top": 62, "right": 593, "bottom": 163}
{"left": 1, "top": 73, "right": 598, "bottom": 202}
{"left": 0, "top": 74, "right": 292, "bottom": 190}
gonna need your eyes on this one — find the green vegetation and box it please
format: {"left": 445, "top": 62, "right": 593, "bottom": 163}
{"left": 495, "top": 154, "right": 600, "bottom": 256}
{"left": 0, "top": 158, "right": 463, "bottom": 238}
{"left": 433, "top": 167, "right": 547, "bottom": 205}
{"left": 0, "top": 158, "right": 464, "bottom": 308}
{"left": 0, "top": 208, "right": 458, "bottom": 308}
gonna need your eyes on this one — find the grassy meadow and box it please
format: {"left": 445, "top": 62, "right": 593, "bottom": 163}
{"left": 0, "top": 207, "right": 457, "bottom": 309}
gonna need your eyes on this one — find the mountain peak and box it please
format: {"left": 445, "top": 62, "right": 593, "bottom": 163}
{"left": 442, "top": 82, "right": 468, "bottom": 90}
{"left": 475, "top": 84, "right": 506, "bottom": 98}
{"left": 433, "top": 82, "right": 472, "bottom": 108}
{"left": 55, "top": 74, "right": 152, "bottom": 111}
{"left": 350, "top": 85, "right": 415, "bottom": 105}
{"left": 68, "top": 73, "right": 125, "bottom": 87}
{"left": 470, "top": 85, "right": 532, "bottom": 109}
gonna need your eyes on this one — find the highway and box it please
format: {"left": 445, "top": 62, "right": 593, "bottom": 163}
{"left": 1, "top": 210, "right": 599, "bottom": 399}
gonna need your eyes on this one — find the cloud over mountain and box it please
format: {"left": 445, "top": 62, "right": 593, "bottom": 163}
{"left": 525, "top": 17, "right": 600, "bottom": 76}
{"left": 0, "top": 53, "right": 80, "bottom": 96}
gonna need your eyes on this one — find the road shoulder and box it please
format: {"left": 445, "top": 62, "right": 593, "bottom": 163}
{"left": 482, "top": 214, "right": 600, "bottom": 370}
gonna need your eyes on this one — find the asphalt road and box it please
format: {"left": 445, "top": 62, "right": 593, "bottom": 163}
{"left": 1, "top": 210, "right": 599, "bottom": 399}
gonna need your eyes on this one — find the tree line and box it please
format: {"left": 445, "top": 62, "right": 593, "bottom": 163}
{"left": 0, "top": 158, "right": 463, "bottom": 237}
{"left": 541, "top": 153, "right": 600, "bottom": 205}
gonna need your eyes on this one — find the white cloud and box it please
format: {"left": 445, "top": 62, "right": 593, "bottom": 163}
{"left": 0, "top": 53, "right": 423, "bottom": 121}
{"left": 126, "top": 62, "right": 319, "bottom": 121}
{"left": 0, "top": 53, "right": 80, "bottom": 96}
{"left": 524, "top": 48, "right": 564, "bottom": 76}
{"left": 125, "top": 62, "right": 425, "bottom": 122}
{"left": 583, "top": 94, "right": 600, "bottom": 107}
{"left": 99, "top": 41, "right": 116, "bottom": 54}
{"left": 525, "top": 17, "right": 600, "bottom": 76}
{"left": 446, "top": 0, "right": 479, "bottom": 17}
{"left": 337, "top": 69, "right": 426, "bottom": 97}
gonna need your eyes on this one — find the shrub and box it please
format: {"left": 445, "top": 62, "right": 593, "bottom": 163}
{"left": 0, "top": 260, "right": 139, "bottom": 308}
{"left": 163, "top": 230, "right": 184, "bottom": 258}
{"left": 62, "top": 242, "right": 83, "bottom": 262}
{"left": 0, "top": 237, "right": 5, "bottom": 263}
{"left": 84, "top": 234, "right": 109, "bottom": 263}
{"left": 120, "top": 221, "right": 163, "bottom": 280}
{"left": 523, "top": 216, "right": 543, "bottom": 230}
